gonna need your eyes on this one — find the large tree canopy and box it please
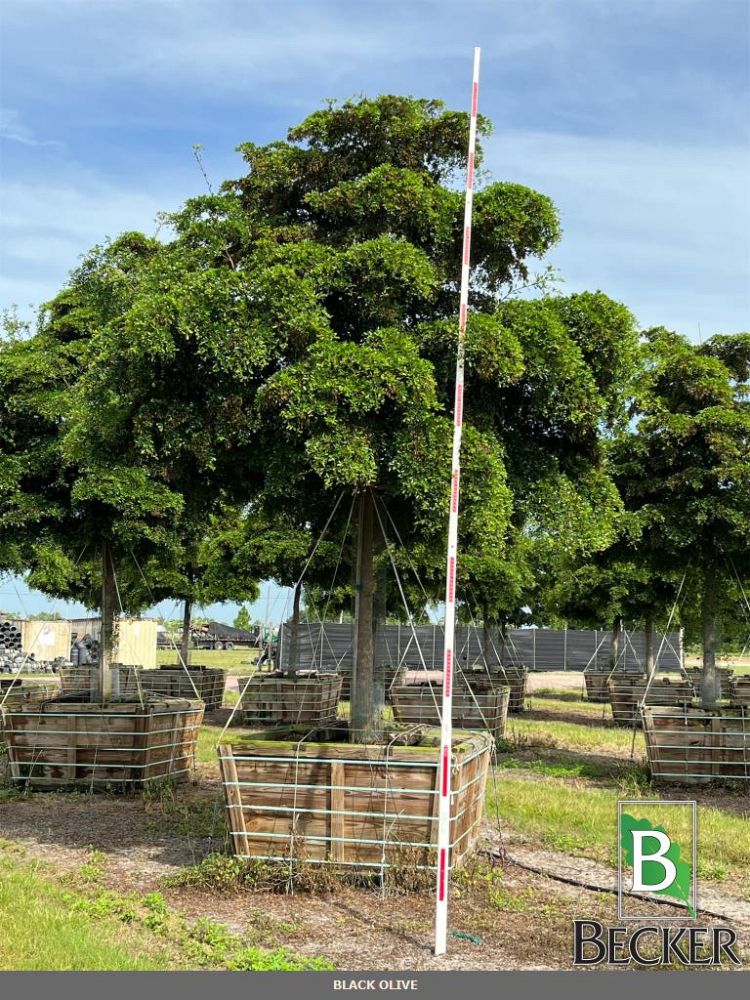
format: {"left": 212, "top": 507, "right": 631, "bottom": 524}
{"left": 2, "top": 95, "right": 641, "bottom": 731}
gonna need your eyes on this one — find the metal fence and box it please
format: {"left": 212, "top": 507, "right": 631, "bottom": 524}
{"left": 278, "top": 622, "right": 684, "bottom": 673}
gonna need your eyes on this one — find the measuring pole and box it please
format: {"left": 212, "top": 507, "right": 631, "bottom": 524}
{"left": 434, "top": 46, "right": 480, "bottom": 957}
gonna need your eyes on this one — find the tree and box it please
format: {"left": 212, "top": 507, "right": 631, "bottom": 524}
{"left": 227, "top": 506, "right": 345, "bottom": 677}
{"left": 139, "top": 505, "right": 260, "bottom": 663}
{"left": 208, "top": 98, "right": 636, "bottom": 736}
{"left": 615, "top": 328, "right": 750, "bottom": 706}
{"left": 0, "top": 236, "right": 260, "bottom": 689}
{"left": 548, "top": 513, "right": 682, "bottom": 675}
{"left": 0, "top": 252, "right": 186, "bottom": 696}
{"left": 19, "top": 96, "right": 638, "bottom": 739}
{"left": 233, "top": 605, "right": 252, "bottom": 631}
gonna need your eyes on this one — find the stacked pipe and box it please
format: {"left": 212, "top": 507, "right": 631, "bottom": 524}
{"left": 0, "top": 619, "right": 23, "bottom": 652}
{"left": 69, "top": 634, "right": 100, "bottom": 665}
{"left": 0, "top": 651, "right": 34, "bottom": 674}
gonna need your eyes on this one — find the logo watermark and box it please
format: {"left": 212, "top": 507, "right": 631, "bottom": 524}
{"left": 617, "top": 799, "right": 697, "bottom": 919}
{"left": 572, "top": 800, "right": 741, "bottom": 967}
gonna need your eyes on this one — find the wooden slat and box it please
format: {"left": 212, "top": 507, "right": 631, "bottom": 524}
{"left": 219, "top": 744, "right": 250, "bottom": 856}
{"left": 329, "top": 761, "right": 345, "bottom": 861}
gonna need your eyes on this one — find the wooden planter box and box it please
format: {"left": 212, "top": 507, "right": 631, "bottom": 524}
{"left": 390, "top": 676, "right": 510, "bottom": 739}
{"left": 0, "top": 696, "right": 204, "bottom": 789}
{"left": 239, "top": 672, "right": 342, "bottom": 726}
{"left": 642, "top": 706, "right": 750, "bottom": 784}
{"left": 0, "top": 677, "right": 60, "bottom": 711}
{"left": 140, "top": 665, "right": 227, "bottom": 710}
{"left": 58, "top": 664, "right": 227, "bottom": 711}
{"left": 685, "top": 668, "right": 734, "bottom": 701}
{"left": 218, "top": 730, "right": 492, "bottom": 869}
{"left": 583, "top": 670, "right": 645, "bottom": 703}
{"left": 494, "top": 666, "right": 528, "bottom": 713}
{"left": 335, "top": 665, "right": 405, "bottom": 703}
{"left": 584, "top": 671, "right": 613, "bottom": 703}
{"left": 729, "top": 676, "right": 750, "bottom": 709}
{"left": 608, "top": 676, "right": 692, "bottom": 727}
{"left": 58, "top": 664, "right": 142, "bottom": 697}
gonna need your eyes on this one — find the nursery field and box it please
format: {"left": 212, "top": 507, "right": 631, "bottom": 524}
{"left": 1, "top": 677, "right": 748, "bottom": 972}
{"left": 156, "top": 649, "right": 261, "bottom": 672}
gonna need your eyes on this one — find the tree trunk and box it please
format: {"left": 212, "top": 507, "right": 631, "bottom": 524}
{"left": 351, "top": 489, "right": 379, "bottom": 742}
{"left": 482, "top": 613, "right": 493, "bottom": 667}
{"left": 372, "top": 537, "right": 387, "bottom": 710}
{"left": 644, "top": 609, "right": 654, "bottom": 679}
{"left": 498, "top": 616, "right": 508, "bottom": 669}
{"left": 610, "top": 615, "right": 622, "bottom": 672}
{"left": 288, "top": 580, "right": 302, "bottom": 679}
{"left": 98, "top": 541, "right": 115, "bottom": 703}
{"left": 701, "top": 558, "right": 719, "bottom": 709}
{"left": 180, "top": 597, "right": 192, "bottom": 666}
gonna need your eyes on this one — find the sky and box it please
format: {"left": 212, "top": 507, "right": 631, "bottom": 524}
{"left": 0, "top": 0, "right": 748, "bottom": 622}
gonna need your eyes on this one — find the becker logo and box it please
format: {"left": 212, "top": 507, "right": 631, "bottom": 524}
{"left": 572, "top": 800, "right": 741, "bottom": 967}
{"left": 617, "top": 800, "right": 697, "bottom": 918}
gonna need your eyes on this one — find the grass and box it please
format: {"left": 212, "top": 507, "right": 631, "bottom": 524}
{"left": 486, "top": 772, "right": 750, "bottom": 883}
{"left": 503, "top": 715, "right": 645, "bottom": 757}
{"left": 0, "top": 855, "right": 334, "bottom": 971}
{"left": 196, "top": 722, "right": 236, "bottom": 763}
{"left": 529, "top": 686, "right": 588, "bottom": 701}
{"left": 496, "top": 755, "right": 628, "bottom": 782}
{"left": 0, "top": 859, "right": 182, "bottom": 970}
{"left": 156, "top": 648, "right": 259, "bottom": 673}
{"left": 526, "top": 695, "right": 613, "bottom": 717}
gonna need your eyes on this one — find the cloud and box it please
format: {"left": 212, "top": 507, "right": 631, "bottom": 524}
{"left": 0, "top": 2, "right": 572, "bottom": 107}
{"left": 1, "top": 2, "right": 747, "bottom": 335}
{"left": 0, "top": 108, "right": 63, "bottom": 150}
{"left": 0, "top": 172, "right": 174, "bottom": 314}
{"left": 486, "top": 130, "right": 750, "bottom": 335}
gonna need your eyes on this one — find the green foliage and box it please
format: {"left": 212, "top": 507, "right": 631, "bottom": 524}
{"left": 0, "top": 859, "right": 179, "bottom": 970}
{"left": 62, "top": 881, "right": 334, "bottom": 970}
{"left": 614, "top": 328, "right": 750, "bottom": 652}
{"left": 2, "top": 92, "right": 642, "bottom": 686}
{"left": 233, "top": 605, "right": 252, "bottom": 630}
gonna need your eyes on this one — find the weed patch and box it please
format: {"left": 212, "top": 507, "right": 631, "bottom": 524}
{"left": 64, "top": 884, "right": 333, "bottom": 970}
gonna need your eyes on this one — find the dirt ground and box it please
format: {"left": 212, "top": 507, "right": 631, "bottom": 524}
{"left": 526, "top": 670, "right": 588, "bottom": 694}
{"left": 1, "top": 771, "right": 748, "bottom": 971}
{"left": 1, "top": 674, "right": 748, "bottom": 970}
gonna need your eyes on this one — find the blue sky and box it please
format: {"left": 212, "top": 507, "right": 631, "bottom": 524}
{"left": 1, "top": 0, "right": 748, "bottom": 622}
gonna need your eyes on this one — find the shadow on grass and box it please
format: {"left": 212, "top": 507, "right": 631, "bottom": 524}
{"left": 495, "top": 743, "right": 646, "bottom": 786}
{"left": 529, "top": 687, "right": 588, "bottom": 703}
{"left": 523, "top": 707, "right": 620, "bottom": 730}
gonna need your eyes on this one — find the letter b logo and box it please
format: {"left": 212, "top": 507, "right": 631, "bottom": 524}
{"left": 617, "top": 801, "right": 696, "bottom": 919}
{"left": 630, "top": 830, "right": 677, "bottom": 892}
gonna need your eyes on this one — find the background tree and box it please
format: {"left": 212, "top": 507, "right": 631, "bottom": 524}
{"left": 615, "top": 328, "right": 750, "bottom": 706}
{"left": 233, "top": 605, "right": 252, "bottom": 631}
{"left": 139, "top": 505, "right": 260, "bottom": 663}
{"left": 0, "top": 249, "right": 186, "bottom": 696}
{"left": 548, "top": 515, "right": 681, "bottom": 675}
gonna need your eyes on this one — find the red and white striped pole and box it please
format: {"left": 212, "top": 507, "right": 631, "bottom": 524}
{"left": 434, "top": 46, "right": 481, "bottom": 957}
